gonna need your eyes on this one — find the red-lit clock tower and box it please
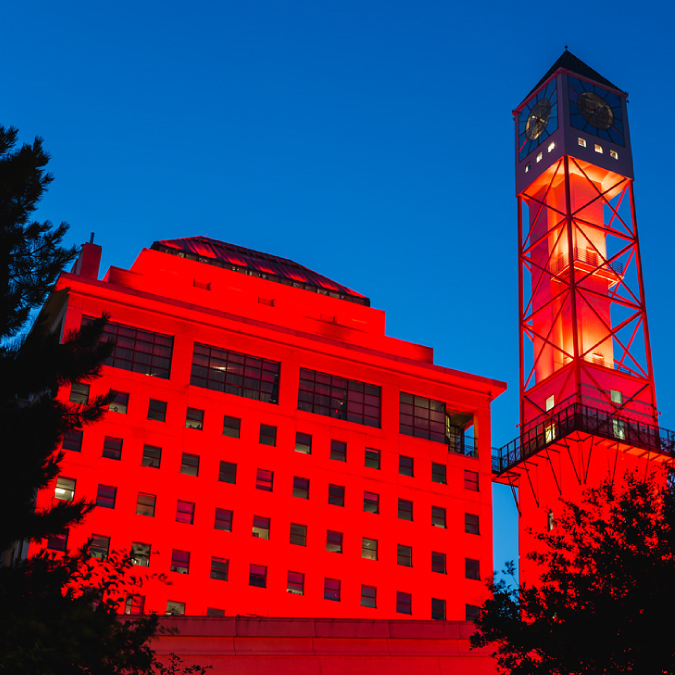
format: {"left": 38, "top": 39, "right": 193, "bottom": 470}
{"left": 494, "top": 51, "right": 674, "bottom": 582}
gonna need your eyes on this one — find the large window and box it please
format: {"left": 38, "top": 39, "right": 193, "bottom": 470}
{"left": 191, "top": 343, "right": 280, "bottom": 403}
{"left": 400, "top": 393, "right": 472, "bottom": 451}
{"left": 298, "top": 368, "right": 381, "bottom": 428}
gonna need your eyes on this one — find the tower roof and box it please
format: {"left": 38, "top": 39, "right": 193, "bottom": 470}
{"left": 526, "top": 50, "right": 623, "bottom": 99}
{"left": 152, "top": 236, "right": 370, "bottom": 306}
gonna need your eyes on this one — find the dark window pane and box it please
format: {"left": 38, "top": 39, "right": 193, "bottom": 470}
{"left": 256, "top": 468, "right": 274, "bottom": 492}
{"left": 363, "top": 491, "right": 379, "bottom": 513}
{"left": 293, "top": 477, "right": 309, "bottom": 499}
{"left": 223, "top": 416, "right": 241, "bottom": 438}
{"left": 396, "top": 591, "right": 412, "bottom": 615}
{"left": 63, "top": 429, "right": 83, "bottom": 452}
{"left": 432, "top": 462, "right": 447, "bottom": 484}
{"left": 180, "top": 453, "right": 200, "bottom": 476}
{"left": 170, "top": 550, "right": 190, "bottom": 574}
{"left": 324, "top": 578, "right": 340, "bottom": 601}
{"left": 47, "top": 532, "right": 68, "bottom": 552}
{"left": 431, "top": 598, "right": 446, "bottom": 621}
{"left": 136, "top": 493, "right": 156, "bottom": 516}
{"left": 465, "top": 513, "right": 480, "bottom": 535}
{"left": 365, "top": 448, "right": 380, "bottom": 469}
{"left": 219, "top": 461, "right": 237, "bottom": 484}
{"left": 147, "top": 399, "right": 167, "bottom": 422}
{"left": 466, "top": 604, "right": 481, "bottom": 621}
{"left": 328, "top": 484, "right": 345, "bottom": 507}
{"left": 466, "top": 558, "right": 480, "bottom": 580}
{"left": 290, "top": 523, "right": 307, "bottom": 546}
{"left": 326, "top": 530, "right": 343, "bottom": 553}
{"left": 432, "top": 551, "right": 447, "bottom": 574}
{"left": 397, "top": 544, "right": 412, "bottom": 567}
{"left": 211, "top": 557, "right": 229, "bottom": 581}
{"left": 166, "top": 600, "right": 185, "bottom": 615}
{"left": 259, "top": 424, "right": 277, "bottom": 446}
{"left": 206, "top": 607, "right": 224, "bottom": 617}
{"left": 398, "top": 498, "right": 413, "bottom": 521}
{"left": 102, "top": 437, "right": 122, "bottom": 460}
{"left": 96, "top": 484, "right": 117, "bottom": 509}
{"left": 89, "top": 534, "right": 110, "bottom": 560}
{"left": 176, "top": 500, "right": 195, "bottom": 524}
{"left": 109, "top": 390, "right": 129, "bottom": 414}
{"left": 252, "top": 515, "right": 270, "bottom": 539}
{"left": 295, "top": 432, "right": 312, "bottom": 454}
{"left": 361, "top": 585, "right": 377, "bottom": 608}
{"left": 186, "top": 407, "right": 204, "bottom": 429}
{"left": 399, "top": 455, "right": 414, "bottom": 477}
{"left": 215, "top": 508, "right": 233, "bottom": 531}
{"left": 287, "top": 571, "right": 304, "bottom": 595}
{"left": 330, "top": 440, "right": 347, "bottom": 462}
{"left": 249, "top": 564, "right": 267, "bottom": 588}
{"left": 142, "top": 445, "right": 161, "bottom": 468}
{"left": 465, "top": 470, "right": 479, "bottom": 491}
{"left": 432, "top": 506, "right": 447, "bottom": 528}
{"left": 70, "top": 382, "right": 89, "bottom": 404}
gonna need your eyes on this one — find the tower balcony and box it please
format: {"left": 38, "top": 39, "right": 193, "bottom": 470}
{"left": 550, "top": 246, "right": 623, "bottom": 285}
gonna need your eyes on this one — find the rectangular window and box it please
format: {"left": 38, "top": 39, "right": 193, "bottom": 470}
{"left": 170, "top": 549, "right": 190, "bottom": 574}
{"left": 89, "top": 534, "right": 110, "bottom": 560}
{"left": 298, "top": 368, "right": 381, "bottom": 428}
{"left": 55, "top": 477, "right": 76, "bottom": 501}
{"left": 295, "top": 432, "right": 312, "bottom": 454}
{"left": 432, "top": 551, "right": 447, "bottom": 574}
{"left": 249, "top": 564, "right": 267, "bottom": 588}
{"left": 326, "top": 530, "right": 343, "bottom": 553}
{"left": 252, "top": 515, "right": 270, "bottom": 539}
{"left": 96, "top": 484, "right": 117, "bottom": 509}
{"left": 290, "top": 523, "right": 307, "bottom": 546}
{"left": 47, "top": 532, "right": 68, "bottom": 552}
{"left": 431, "top": 462, "right": 447, "bottom": 484}
{"left": 206, "top": 607, "right": 224, "bottom": 617}
{"left": 180, "top": 453, "right": 200, "bottom": 477}
{"left": 396, "top": 591, "right": 412, "bottom": 615}
{"left": 215, "top": 508, "right": 233, "bottom": 531}
{"left": 324, "top": 577, "right": 341, "bottom": 601}
{"left": 361, "top": 585, "right": 377, "bottom": 608}
{"left": 62, "top": 429, "right": 83, "bottom": 452}
{"left": 219, "top": 461, "right": 237, "bottom": 484}
{"left": 398, "top": 498, "right": 413, "bottom": 521}
{"left": 287, "top": 571, "right": 304, "bottom": 595}
{"left": 431, "top": 598, "right": 446, "bottom": 621}
{"left": 131, "top": 542, "right": 151, "bottom": 567}
{"left": 125, "top": 594, "right": 145, "bottom": 615}
{"left": 256, "top": 469, "right": 274, "bottom": 492}
{"left": 210, "top": 557, "right": 229, "bottom": 581}
{"left": 363, "top": 491, "right": 379, "bottom": 513}
{"left": 222, "top": 415, "right": 241, "bottom": 438}
{"left": 399, "top": 392, "right": 447, "bottom": 443}
{"left": 176, "top": 500, "right": 195, "bottom": 524}
{"left": 293, "top": 477, "right": 309, "bottom": 499}
{"left": 330, "top": 440, "right": 347, "bottom": 462}
{"left": 259, "top": 424, "right": 277, "bottom": 446}
{"left": 142, "top": 445, "right": 161, "bottom": 468}
{"left": 102, "top": 436, "right": 122, "bottom": 460}
{"left": 328, "top": 484, "right": 345, "bottom": 507}
{"left": 365, "top": 448, "right": 380, "bottom": 469}
{"left": 109, "top": 390, "right": 129, "bottom": 414}
{"left": 136, "top": 493, "right": 156, "bottom": 517}
{"left": 397, "top": 544, "right": 412, "bottom": 567}
{"left": 465, "top": 513, "right": 480, "bottom": 535}
{"left": 464, "top": 470, "right": 479, "bottom": 491}
{"left": 185, "top": 407, "right": 204, "bottom": 430}
{"left": 362, "top": 537, "right": 378, "bottom": 560}
{"left": 166, "top": 601, "right": 185, "bottom": 615}
{"left": 432, "top": 506, "right": 447, "bottom": 528}
{"left": 466, "top": 558, "right": 480, "bottom": 580}
{"left": 147, "top": 399, "right": 167, "bottom": 422}
{"left": 399, "top": 455, "right": 414, "bottom": 477}
{"left": 191, "top": 343, "right": 280, "bottom": 404}
{"left": 70, "top": 382, "right": 89, "bottom": 404}
{"left": 466, "top": 604, "right": 481, "bottom": 622}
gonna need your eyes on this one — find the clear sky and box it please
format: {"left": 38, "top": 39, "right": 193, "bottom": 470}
{"left": 4, "top": 0, "right": 675, "bottom": 575}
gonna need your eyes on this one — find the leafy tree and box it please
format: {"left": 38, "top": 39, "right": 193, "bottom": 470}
{"left": 471, "top": 471, "right": 675, "bottom": 675}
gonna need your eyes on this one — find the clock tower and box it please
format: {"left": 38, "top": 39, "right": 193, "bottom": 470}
{"left": 494, "top": 51, "right": 674, "bottom": 582}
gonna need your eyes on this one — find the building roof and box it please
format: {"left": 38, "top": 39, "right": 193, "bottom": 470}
{"left": 152, "top": 236, "right": 370, "bottom": 306}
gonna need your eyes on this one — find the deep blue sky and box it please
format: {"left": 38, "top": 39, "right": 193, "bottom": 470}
{"left": 5, "top": 1, "right": 675, "bottom": 575}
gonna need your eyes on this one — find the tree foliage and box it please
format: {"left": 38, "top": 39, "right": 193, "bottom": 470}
{"left": 472, "top": 471, "right": 675, "bottom": 674}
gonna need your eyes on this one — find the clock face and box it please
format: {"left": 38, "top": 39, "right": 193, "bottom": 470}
{"left": 568, "top": 76, "right": 625, "bottom": 146}
{"left": 518, "top": 79, "right": 558, "bottom": 161}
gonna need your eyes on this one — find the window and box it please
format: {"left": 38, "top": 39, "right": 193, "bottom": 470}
{"left": 259, "top": 424, "right": 277, "bottom": 446}
{"left": 328, "top": 484, "right": 345, "bottom": 507}
{"left": 62, "top": 429, "right": 83, "bottom": 452}
{"left": 287, "top": 571, "right": 304, "bottom": 595}
{"left": 361, "top": 585, "right": 377, "bottom": 608}
{"left": 362, "top": 537, "right": 378, "bottom": 560}
{"left": 578, "top": 136, "right": 587, "bottom": 147}
{"left": 219, "top": 461, "right": 237, "bottom": 484}
{"left": 55, "top": 477, "right": 76, "bottom": 501}
{"left": 89, "top": 534, "right": 110, "bottom": 560}
{"left": 290, "top": 523, "right": 307, "bottom": 546}
{"left": 215, "top": 508, "right": 233, "bottom": 531}
{"left": 256, "top": 469, "right": 274, "bottom": 492}
{"left": 432, "top": 551, "right": 446, "bottom": 574}
{"left": 180, "top": 453, "right": 200, "bottom": 476}
{"left": 397, "top": 544, "right": 412, "bottom": 567}
{"left": 396, "top": 591, "right": 412, "bottom": 615}
{"left": 293, "top": 477, "right": 309, "bottom": 499}
{"left": 610, "top": 149, "right": 619, "bottom": 160}
{"left": 70, "top": 382, "right": 89, "bottom": 404}
{"left": 432, "top": 506, "right": 447, "bottom": 529}
{"left": 298, "top": 368, "right": 381, "bottom": 428}
{"left": 96, "top": 484, "right": 117, "bottom": 509}
{"left": 465, "top": 513, "right": 480, "bottom": 535}
{"left": 142, "top": 445, "right": 161, "bottom": 468}
{"left": 252, "top": 515, "right": 270, "bottom": 539}
{"left": 210, "top": 557, "right": 229, "bottom": 581}
{"left": 166, "top": 600, "right": 186, "bottom": 616}
{"left": 147, "top": 399, "right": 167, "bottom": 422}
{"left": 131, "top": 542, "right": 151, "bottom": 567}
{"left": 466, "top": 558, "right": 480, "bottom": 580}
{"left": 399, "top": 392, "right": 447, "bottom": 443}
{"left": 47, "top": 532, "right": 68, "bottom": 552}
{"left": 398, "top": 498, "right": 413, "bottom": 521}
{"left": 595, "top": 143, "right": 603, "bottom": 153}
{"left": 249, "top": 564, "right": 267, "bottom": 588}
{"left": 176, "top": 500, "right": 195, "bottom": 524}
{"left": 431, "top": 598, "right": 446, "bottom": 621}
{"left": 109, "top": 390, "right": 129, "bottom": 414}
{"left": 464, "top": 470, "right": 479, "bottom": 491}
{"left": 295, "top": 432, "right": 312, "bottom": 454}
{"left": 466, "top": 604, "right": 481, "bottom": 622}
{"left": 125, "top": 594, "right": 145, "bottom": 615}
{"left": 365, "top": 448, "right": 380, "bottom": 469}
{"left": 222, "top": 416, "right": 241, "bottom": 438}
{"left": 363, "top": 491, "right": 379, "bottom": 514}
{"left": 324, "top": 578, "right": 340, "bottom": 601}
{"left": 431, "top": 462, "right": 447, "bottom": 484}
{"left": 170, "top": 549, "right": 190, "bottom": 574}
{"left": 102, "top": 436, "right": 122, "bottom": 460}
{"left": 191, "top": 343, "right": 280, "bottom": 403}
{"left": 330, "top": 440, "right": 347, "bottom": 462}
{"left": 185, "top": 407, "right": 204, "bottom": 430}
{"left": 136, "top": 493, "right": 156, "bottom": 517}
{"left": 399, "top": 455, "right": 414, "bottom": 477}
{"left": 206, "top": 607, "right": 224, "bottom": 617}
{"left": 326, "top": 530, "right": 343, "bottom": 553}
